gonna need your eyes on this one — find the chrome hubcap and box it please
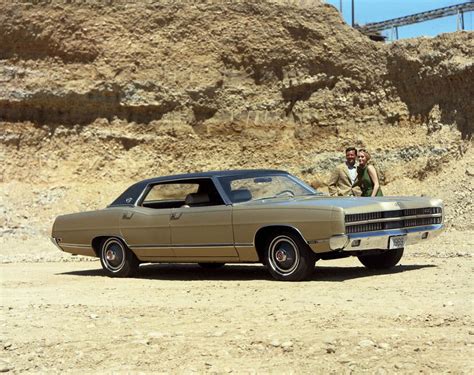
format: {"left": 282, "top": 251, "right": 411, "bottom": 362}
{"left": 102, "top": 239, "right": 125, "bottom": 272}
{"left": 106, "top": 249, "right": 116, "bottom": 261}
{"left": 275, "top": 249, "right": 287, "bottom": 262}
{"left": 268, "top": 236, "right": 300, "bottom": 275}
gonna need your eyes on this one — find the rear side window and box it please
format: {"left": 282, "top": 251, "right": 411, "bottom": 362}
{"left": 144, "top": 184, "right": 199, "bottom": 203}
{"left": 140, "top": 179, "right": 225, "bottom": 209}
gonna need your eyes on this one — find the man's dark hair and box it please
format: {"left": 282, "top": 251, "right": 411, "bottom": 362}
{"left": 345, "top": 147, "right": 357, "bottom": 154}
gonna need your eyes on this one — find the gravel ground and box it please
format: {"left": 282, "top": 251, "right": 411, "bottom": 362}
{"left": 0, "top": 231, "right": 472, "bottom": 373}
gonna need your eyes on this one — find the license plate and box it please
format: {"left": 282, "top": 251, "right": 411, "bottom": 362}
{"left": 389, "top": 235, "right": 406, "bottom": 249}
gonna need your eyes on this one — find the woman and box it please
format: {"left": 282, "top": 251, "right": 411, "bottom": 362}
{"left": 354, "top": 149, "right": 383, "bottom": 197}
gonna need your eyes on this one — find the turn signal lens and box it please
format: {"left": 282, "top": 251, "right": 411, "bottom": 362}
{"left": 351, "top": 239, "right": 361, "bottom": 247}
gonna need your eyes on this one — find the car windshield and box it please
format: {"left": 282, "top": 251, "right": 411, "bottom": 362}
{"left": 218, "top": 174, "right": 319, "bottom": 203}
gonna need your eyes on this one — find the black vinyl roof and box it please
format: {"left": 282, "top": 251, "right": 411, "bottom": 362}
{"left": 140, "top": 169, "right": 288, "bottom": 184}
{"left": 110, "top": 169, "right": 289, "bottom": 206}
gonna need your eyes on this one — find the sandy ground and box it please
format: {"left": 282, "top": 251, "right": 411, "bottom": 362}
{"left": 0, "top": 231, "right": 472, "bottom": 374}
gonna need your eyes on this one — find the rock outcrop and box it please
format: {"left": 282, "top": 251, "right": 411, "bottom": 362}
{"left": 0, "top": 0, "right": 472, "bottom": 236}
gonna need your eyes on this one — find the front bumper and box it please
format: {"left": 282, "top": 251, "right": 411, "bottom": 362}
{"left": 329, "top": 224, "right": 444, "bottom": 251}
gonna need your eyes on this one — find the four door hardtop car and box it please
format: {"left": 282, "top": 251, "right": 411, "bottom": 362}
{"left": 51, "top": 169, "right": 444, "bottom": 281}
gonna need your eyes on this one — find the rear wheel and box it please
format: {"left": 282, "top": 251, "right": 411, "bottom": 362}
{"left": 198, "top": 263, "right": 225, "bottom": 269}
{"left": 100, "top": 237, "right": 139, "bottom": 277}
{"left": 357, "top": 248, "right": 404, "bottom": 269}
{"left": 265, "top": 232, "right": 316, "bottom": 281}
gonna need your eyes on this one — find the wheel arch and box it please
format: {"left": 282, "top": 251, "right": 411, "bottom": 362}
{"left": 254, "top": 225, "right": 309, "bottom": 263}
{"left": 91, "top": 236, "right": 108, "bottom": 257}
{"left": 91, "top": 235, "right": 133, "bottom": 257}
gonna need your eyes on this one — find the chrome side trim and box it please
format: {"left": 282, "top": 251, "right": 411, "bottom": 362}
{"left": 129, "top": 245, "right": 172, "bottom": 250}
{"left": 60, "top": 243, "right": 92, "bottom": 248}
{"left": 172, "top": 244, "right": 233, "bottom": 248}
{"left": 130, "top": 243, "right": 239, "bottom": 248}
{"left": 307, "top": 238, "right": 329, "bottom": 244}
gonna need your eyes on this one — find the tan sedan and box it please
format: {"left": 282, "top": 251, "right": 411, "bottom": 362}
{"left": 51, "top": 169, "right": 443, "bottom": 281}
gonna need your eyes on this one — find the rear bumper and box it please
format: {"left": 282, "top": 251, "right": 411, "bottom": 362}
{"left": 51, "top": 237, "right": 64, "bottom": 251}
{"left": 50, "top": 237, "right": 96, "bottom": 257}
{"left": 329, "top": 224, "right": 444, "bottom": 251}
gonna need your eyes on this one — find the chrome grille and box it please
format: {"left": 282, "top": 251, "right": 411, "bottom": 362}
{"left": 404, "top": 207, "right": 442, "bottom": 216}
{"left": 346, "top": 222, "right": 383, "bottom": 234}
{"left": 404, "top": 217, "right": 442, "bottom": 227}
{"left": 345, "top": 207, "right": 442, "bottom": 233}
{"left": 345, "top": 212, "right": 383, "bottom": 223}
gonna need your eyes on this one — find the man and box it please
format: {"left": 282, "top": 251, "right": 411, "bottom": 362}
{"left": 328, "top": 147, "right": 361, "bottom": 196}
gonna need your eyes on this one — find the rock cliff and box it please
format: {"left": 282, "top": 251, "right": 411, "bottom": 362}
{"left": 0, "top": 0, "right": 472, "bottom": 237}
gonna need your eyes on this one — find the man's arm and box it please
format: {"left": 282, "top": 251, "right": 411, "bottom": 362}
{"left": 327, "top": 167, "right": 340, "bottom": 196}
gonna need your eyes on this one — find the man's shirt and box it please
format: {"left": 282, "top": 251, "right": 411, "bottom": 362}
{"left": 347, "top": 163, "right": 357, "bottom": 185}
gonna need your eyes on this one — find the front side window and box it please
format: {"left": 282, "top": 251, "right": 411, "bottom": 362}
{"left": 144, "top": 184, "right": 199, "bottom": 204}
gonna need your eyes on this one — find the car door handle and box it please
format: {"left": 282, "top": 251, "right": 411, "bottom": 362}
{"left": 122, "top": 212, "right": 134, "bottom": 220}
{"left": 170, "top": 212, "right": 182, "bottom": 220}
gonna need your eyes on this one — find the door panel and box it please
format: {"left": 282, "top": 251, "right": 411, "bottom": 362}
{"left": 120, "top": 206, "right": 173, "bottom": 258}
{"left": 170, "top": 206, "right": 238, "bottom": 258}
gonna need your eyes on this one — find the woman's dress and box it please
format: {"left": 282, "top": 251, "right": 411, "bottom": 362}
{"left": 356, "top": 166, "right": 383, "bottom": 197}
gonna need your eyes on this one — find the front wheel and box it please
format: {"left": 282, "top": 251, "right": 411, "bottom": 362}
{"left": 357, "top": 248, "right": 404, "bottom": 269}
{"left": 100, "top": 237, "right": 139, "bottom": 277}
{"left": 265, "top": 232, "right": 316, "bottom": 281}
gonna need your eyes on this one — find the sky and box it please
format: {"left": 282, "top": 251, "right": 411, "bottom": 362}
{"left": 324, "top": 0, "right": 473, "bottom": 40}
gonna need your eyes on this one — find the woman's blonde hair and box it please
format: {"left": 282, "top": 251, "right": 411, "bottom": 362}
{"left": 358, "top": 149, "right": 371, "bottom": 162}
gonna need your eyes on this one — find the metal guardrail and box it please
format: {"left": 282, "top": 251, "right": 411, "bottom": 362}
{"left": 358, "top": 1, "right": 474, "bottom": 33}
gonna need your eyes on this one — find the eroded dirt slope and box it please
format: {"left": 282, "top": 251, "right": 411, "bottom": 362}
{"left": 1, "top": 0, "right": 473, "bottom": 239}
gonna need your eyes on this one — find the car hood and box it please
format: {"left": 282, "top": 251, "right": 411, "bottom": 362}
{"left": 236, "top": 195, "right": 443, "bottom": 213}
